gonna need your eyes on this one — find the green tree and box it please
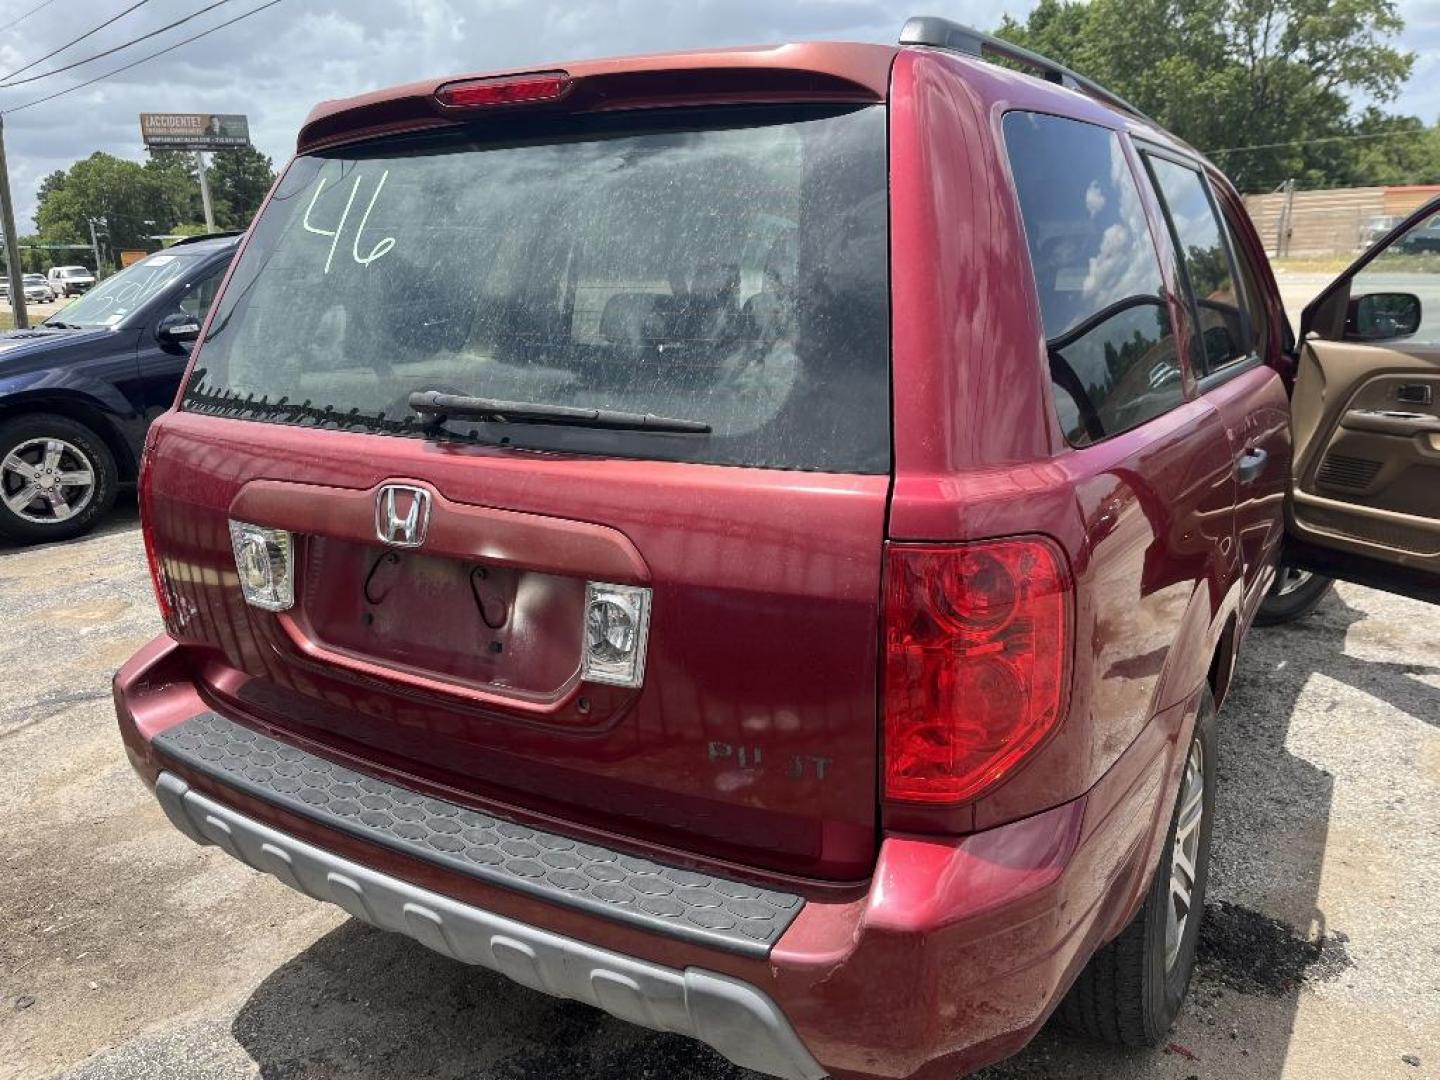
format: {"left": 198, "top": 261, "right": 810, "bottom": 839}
{"left": 144, "top": 149, "right": 205, "bottom": 227}
{"left": 36, "top": 169, "right": 67, "bottom": 205}
{"left": 1336, "top": 109, "right": 1440, "bottom": 186}
{"left": 206, "top": 144, "right": 276, "bottom": 229}
{"left": 33, "top": 152, "right": 177, "bottom": 272}
{"left": 996, "top": 0, "right": 1415, "bottom": 191}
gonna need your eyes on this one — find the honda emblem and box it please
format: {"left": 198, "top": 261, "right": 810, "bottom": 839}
{"left": 375, "top": 485, "right": 431, "bottom": 547}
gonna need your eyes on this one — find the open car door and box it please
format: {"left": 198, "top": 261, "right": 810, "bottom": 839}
{"left": 1285, "top": 195, "right": 1440, "bottom": 604}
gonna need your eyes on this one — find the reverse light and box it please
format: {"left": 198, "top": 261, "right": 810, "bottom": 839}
{"left": 883, "top": 537, "right": 1071, "bottom": 805}
{"left": 435, "top": 71, "right": 572, "bottom": 109}
{"left": 582, "top": 582, "right": 651, "bottom": 688}
{"left": 228, "top": 520, "right": 294, "bottom": 612}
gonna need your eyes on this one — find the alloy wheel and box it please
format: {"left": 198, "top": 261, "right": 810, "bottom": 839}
{"left": 1272, "top": 566, "right": 1314, "bottom": 598}
{"left": 1165, "top": 735, "right": 1206, "bottom": 972}
{"left": 1, "top": 437, "right": 97, "bottom": 524}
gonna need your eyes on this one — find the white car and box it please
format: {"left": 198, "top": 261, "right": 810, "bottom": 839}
{"left": 21, "top": 274, "right": 54, "bottom": 303}
{"left": 47, "top": 265, "right": 95, "bottom": 298}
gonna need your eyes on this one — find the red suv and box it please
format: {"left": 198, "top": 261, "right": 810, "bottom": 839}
{"left": 115, "top": 18, "right": 1440, "bottom": 1079}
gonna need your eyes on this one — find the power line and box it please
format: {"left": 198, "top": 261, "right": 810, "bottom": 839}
{"left": 0, "top": 0, "right": 58, "bottom": 34}
{"left": 1, "top": 0, "right": 286, "bottom": 116}
{"left": 0, "top": 0, "right": 151, "bottom": 85}
{"left": 1208, "top": 128, "right": 1432, "bottom": 156}
{"left": 1, "top": 0, "right": 235, "bottom": 89}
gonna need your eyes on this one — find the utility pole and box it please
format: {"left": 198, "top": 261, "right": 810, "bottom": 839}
{"left": 1276, "top": 178, "right": 1296, "bottom": 260}
{"left": 87, "top": 218, "right": 104, "bottom": 276}
{"left": 195, "top": 150, "right": 216, "bottom": 231}
{"left": 0, "top": 114, "right": 30, "bottom": 329}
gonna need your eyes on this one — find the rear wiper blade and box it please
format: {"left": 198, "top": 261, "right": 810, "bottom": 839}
{"left": 408, "top": 390, "right": 711, "bottom": 434}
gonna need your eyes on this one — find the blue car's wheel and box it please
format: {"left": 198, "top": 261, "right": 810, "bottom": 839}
{"left": 0, "top": 414, "right": 117, "bottom": 545}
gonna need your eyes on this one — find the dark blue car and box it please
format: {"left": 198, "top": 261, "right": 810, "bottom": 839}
{"left": 0, "top": 233, "right": 238, "bottom": 544}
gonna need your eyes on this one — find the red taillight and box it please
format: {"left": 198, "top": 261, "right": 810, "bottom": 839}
{"left": 883, "top": 537, "right": 1071, "bottom": 805}
{"left": 137, "top": 447, "right": 173, "bottom": 623}
{"left": 435, "top": 71, "right": 571, "bottom": 109}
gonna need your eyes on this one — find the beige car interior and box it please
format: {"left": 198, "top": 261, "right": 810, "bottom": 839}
{"left": 1293, "top": 270, "right": 1440, "bottom": 573}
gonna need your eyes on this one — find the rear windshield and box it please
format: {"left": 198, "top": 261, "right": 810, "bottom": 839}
{"left": 184, "top": 106, "right": 890, "bottom": 473}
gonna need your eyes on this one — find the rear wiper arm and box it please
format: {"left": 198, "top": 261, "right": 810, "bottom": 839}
{"left": 408, "top": 390, "right": 711, "bottom": 434}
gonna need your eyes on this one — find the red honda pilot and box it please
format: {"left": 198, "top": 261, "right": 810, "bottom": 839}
{"left": 114, "top": 16, "right": 1440, "bottom": 1080}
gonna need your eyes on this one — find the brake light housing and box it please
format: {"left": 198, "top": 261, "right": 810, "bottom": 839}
{"left": 137, "top": 444, "right": 174, "bottom": 624}
{"left": 435, "top": 71, "right": 572, "bottom": 109}
{"left": 883, "top": 537, "right": 1071, "bottom": 806}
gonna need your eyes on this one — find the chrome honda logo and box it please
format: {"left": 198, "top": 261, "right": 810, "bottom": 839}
{"left": 375, "top": 485, "right": 431, "bottom": 547}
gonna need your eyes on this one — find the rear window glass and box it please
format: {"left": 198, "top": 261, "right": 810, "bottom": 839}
{"left": 183, "top": 106, "right": 890, "bottom": 473}
{"left": 1003, "top": 111, "right": 1184, "bottom": 447}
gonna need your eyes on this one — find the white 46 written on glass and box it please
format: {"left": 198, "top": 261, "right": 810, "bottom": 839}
{"left": 302, "top": 170, "right": 396, "bottom": 273}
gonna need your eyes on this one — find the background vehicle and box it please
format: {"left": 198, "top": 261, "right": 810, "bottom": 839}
{"left": 21, "top": 274, "right": 55, "bottom": 303}
{"left": 1394, "top": 212, "right": 1440, "bottom": 254}
{"left": 1360, "top": 214, "right": 1400, "bottom": 248}
{"left": 114, "top": 20, "right": 1440, "bottom": 1080}
{"left": 0, "top": 235, "right": 237, "bottom": 544}
{"left": 47, "top": 264, "right": 96, "bottom": 297}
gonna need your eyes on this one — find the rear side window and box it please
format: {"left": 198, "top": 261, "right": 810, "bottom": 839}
{"left": 1215, "top": 199, "right": 1269, "bottom": 356}
{"left": 1003, "top": 112, "right": 1184, "bottom": 447}
{"left": 1144, "top": 156, "right": 1252, "bottom": 376}
{"left": 183, "top": 106, "right": 890, "bottom": 473}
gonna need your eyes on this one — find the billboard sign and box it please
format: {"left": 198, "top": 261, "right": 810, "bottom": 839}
{"left": 139, "top": 113, "right": 250, "bottom": 151}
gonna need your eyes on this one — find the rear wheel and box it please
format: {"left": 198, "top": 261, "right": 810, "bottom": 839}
{"left": 0, "top": 414, "right": 118, "bottom": 544}
{"left": 1254, "top": 566, "right": 1334, "bottom": 626}
{"left": 1060, "top": 685, "right": 1217, "bottom": 1046}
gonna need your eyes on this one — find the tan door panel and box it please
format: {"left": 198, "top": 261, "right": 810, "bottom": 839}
{"left": 1291, "top": 340, "right": 1440, "bottom": 569}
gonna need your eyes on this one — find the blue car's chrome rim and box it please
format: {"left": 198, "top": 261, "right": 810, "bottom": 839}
{"left": 1, "top": 437, "right": 96, "bottom": 524}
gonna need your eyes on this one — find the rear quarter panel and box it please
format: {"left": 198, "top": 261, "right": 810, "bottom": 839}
{"left": 886, "top": 50, "right": 1243, "bottom": 842}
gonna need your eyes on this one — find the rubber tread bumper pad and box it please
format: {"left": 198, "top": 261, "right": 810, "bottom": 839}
{"left": 153, "top": 772, "right": 825, "bottom": 1080}
{"left": 152, "top": 712, "right": 804, "bottom": 957}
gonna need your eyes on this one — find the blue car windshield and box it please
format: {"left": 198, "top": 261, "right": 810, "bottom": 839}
{"left": 49, "top": 252, "right": 201, "bottom": 329}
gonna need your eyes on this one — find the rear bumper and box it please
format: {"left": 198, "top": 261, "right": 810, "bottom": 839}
{"left": 155, "top": 769, "right": 824, "bottom": 1080}
{"left": 117, "top": 634, "right": 1187, "bottom": 1080}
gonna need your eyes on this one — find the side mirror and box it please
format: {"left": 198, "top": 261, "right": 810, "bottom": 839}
{"left": 156, "top": 311, "right": 202, "bottom": 345}
{"left": 1346, "top": 292, "right": 1421, "bottom": 342}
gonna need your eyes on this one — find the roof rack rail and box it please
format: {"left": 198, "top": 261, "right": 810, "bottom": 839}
{"left": 898, "top": 15, "right": 1152, "bottom": 124}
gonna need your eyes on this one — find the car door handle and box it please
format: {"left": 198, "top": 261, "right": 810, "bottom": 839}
{"left": 1237, "top": 447, "right": 1268, "bottom": 485}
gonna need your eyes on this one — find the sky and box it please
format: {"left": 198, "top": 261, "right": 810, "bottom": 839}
{"left": 1, "top": 0, "right": 1438, "bottom": 233}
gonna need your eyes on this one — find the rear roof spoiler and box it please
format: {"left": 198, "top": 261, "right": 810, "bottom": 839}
{"left": 898, "top": 15, "right": 1154, "bottom": 125}
{"left": 296, "top": 43, "right": 896, "bottom": 155}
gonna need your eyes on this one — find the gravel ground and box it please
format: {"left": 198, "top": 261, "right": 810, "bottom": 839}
{"left": 0, "top": 499, "right": 1436, "bottom": 1080}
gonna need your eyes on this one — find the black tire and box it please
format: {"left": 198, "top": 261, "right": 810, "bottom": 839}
{"left": 1254, "top": 567, "right": 1334, "bottom": 626}
{"left": 0, "top": 413, "right": 118, "bottom": 545}
{"left": 1060, "top": 685, "right": 1217, "bottom": 1046}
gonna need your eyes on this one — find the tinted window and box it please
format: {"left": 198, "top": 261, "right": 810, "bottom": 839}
{"left": 1004, "top": 112, "right": 1183, "bottom": 446}
{"left": 183, "top": 107, "right": 890, "bottom": 473}
{"left": 178, "top": 267, "right": 223, "bottom": 322}
{"left": 1146, "top": 157, "right": 1250, "bottom": 375}
{"left": 1217, "top": 203, "right": 1269, "bottom": 356}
